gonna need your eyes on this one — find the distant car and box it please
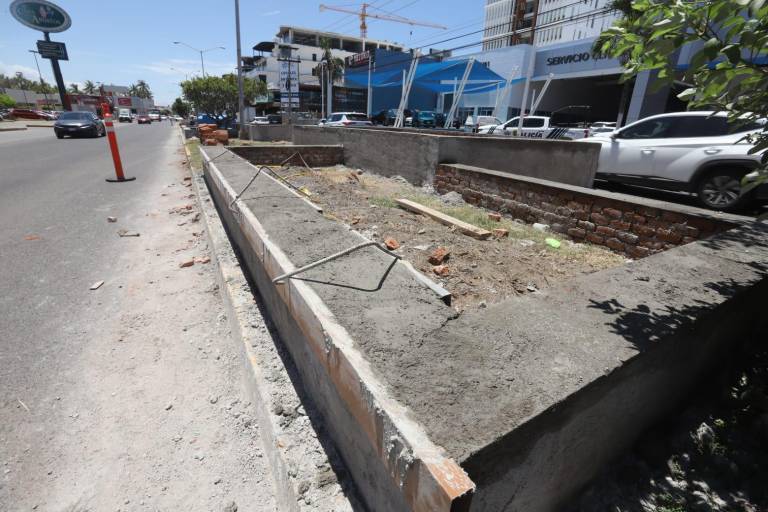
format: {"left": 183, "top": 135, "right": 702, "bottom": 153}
{"left": 590, "top": 121, "right": 617, "bottom": 134}
{"left": 464, "top": 115, "right": 503, "bottom": 132}
{"left": 161, "top": 115, "right": 168, "bottom": 120}
{"left": 137, "top": 115, "right": 151, "bottom": 124}
{"left": 118, "top": 108, "right": 132, "bottom": 123}
{"left": 11, "top": 108, "right": 54, "bottom": 120}
{"left": 267, "top": 114, "right": 282, "bottom": 125}
{"left": 148, "top": 110, "right": 161, "bottom": 122}
{"left": 250, "top": 116, "right": 270, "bottom": 125}
{"left": 323, "top": 112, "right": 373, "bottom": 127}
{"left": 413, "top": 111, "right": 437, "bottom": 128}
{"left": 54, "top": 111, "right": 106, "bottom": 138}
{"left": 580, "top": 111, "right": 768, "bottom": 211}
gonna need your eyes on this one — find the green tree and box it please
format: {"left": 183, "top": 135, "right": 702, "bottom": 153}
{"left": 314, "top": 37, "right": 345, "bottom": 113}
{"left": 171, "top": 97, "right": 191, "bottom": 117}
{"left": 82, "top": 80, "right": 96, "bottom": 94}
{"left": 0, "top": 93, "right": 16, "bottom": 108}
{"left": 597, "top": 0, "right": 768, "bottom": 187}
{"left": 180, "top": 74, "right": 267, "bottom": 119}
{"left": 135, "top": 80, "right": 152, "bottom": 99}
{"left": 128, "top": 84, "right": 140, "bottom": 97}
{"left": 67, "top": 83, "right": 80, "bottom": 94}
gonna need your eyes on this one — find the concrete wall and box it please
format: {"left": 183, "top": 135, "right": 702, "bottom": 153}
{"left": 229, "top": 145, "right": 343, "bottom": 167}
{"left": 246, "top": 124, "right": 293, "bottom": 142}
{"left": 436, "top": 163, "right": 744, "bottom": 258}
{"left": 292, "top": 126, "right": 599, "bottom": 187}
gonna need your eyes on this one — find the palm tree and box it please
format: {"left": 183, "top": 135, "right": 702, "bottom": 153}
{"left": 314, "top": 38, "right": 344, "bottom": 115}
{"left": 128, "top": 84, "right": 140, "bottom": 97}
{"left": 67, "top": 83, "right": 80, "bottom": 94}
{"left": 135, "top": 80, "right": 152, "bottom": 99}
{"left": 82, "top": 80, "right": 96, "bottom": 94}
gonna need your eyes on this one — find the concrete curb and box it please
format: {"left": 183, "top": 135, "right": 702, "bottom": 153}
{"left": 180, "top": 132, "right": 359, "bottom": 512}
{"left": 25, "top": 123, "right": 53, "bottom": 128}
{"left": 0, "top": 127, "right": 27, "bottom": 132}
{"left": 202, "top": 147, "right": 476, "bottom": 512}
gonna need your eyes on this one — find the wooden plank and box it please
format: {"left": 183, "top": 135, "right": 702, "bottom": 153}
{"left": 396, "top": 198, "right": 492, "bottom": 240}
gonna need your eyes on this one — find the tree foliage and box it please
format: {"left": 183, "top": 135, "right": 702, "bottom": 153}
{"left": 83, "top": 80, "right": 96, "bottom": 94}
{"left": 67, "top": 83, "right": 80, "bottom": 94}
{"left": 597, "top": 0, "right": 768, "bottom": 184}
{"left": 180, "top": 74, "right": 267, "bottom": 119}
{"left": 171, "top": 97, "right": 191, "bottom": 117}
{"left": 0, "top": 72, "right": 56, "bottom": 94}
{"left": 0, "top": 93, "right": 16, "bottom": 108}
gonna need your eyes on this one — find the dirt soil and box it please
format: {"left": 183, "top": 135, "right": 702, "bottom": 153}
{"left": 269, "top": 165, "right": 627, "bottom": 311}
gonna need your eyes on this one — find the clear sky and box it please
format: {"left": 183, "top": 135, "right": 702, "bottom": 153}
{"left": 1, "top": 0, "right": 485, "bottom": 105}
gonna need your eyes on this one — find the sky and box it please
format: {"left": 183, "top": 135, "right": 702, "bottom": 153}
{"left": 0, "top": 0, "right": 485, "bottom": 105}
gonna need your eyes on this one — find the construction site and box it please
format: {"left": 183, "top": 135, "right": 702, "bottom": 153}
{"left": 187, "top": 122, "right": 768, "bottom": 512}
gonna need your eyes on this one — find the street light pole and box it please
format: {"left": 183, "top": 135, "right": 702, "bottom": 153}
{"left": 173, "top": 41, "right": 225, "bottom": 78}
{"left": 29, "top": 49, "right": 51, "bottom": 108}
{"left": 235, "top": 0, "right": 247, "bottom": 139}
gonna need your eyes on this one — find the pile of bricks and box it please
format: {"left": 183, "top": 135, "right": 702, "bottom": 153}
{"left": 435, "top": 164, "right": 740, "bottom": 259}
{"left": 197, "top": 124, "right": 228, "bottom": 146}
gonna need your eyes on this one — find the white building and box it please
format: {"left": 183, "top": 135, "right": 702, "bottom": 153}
{"left": 534, "top": 0, "right": 621, "bottom": 47}
{"left": 247, "top": 25, "right": 406, "bottom": 90}
{"left": 483, "top": 0, "right": 535, "bottom": 50}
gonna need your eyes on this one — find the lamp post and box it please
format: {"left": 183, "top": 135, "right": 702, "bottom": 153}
{"left": 170, "top": 67, "right": 192, "bottom": 81}
{"left": 235, "top": 0, "right": 247, "bottom": 138}
{"left": 173, "top": 41, "right": 225, "bottom": 77}
{"left": 29, "top": 49, "right": 51, "bottom": 108}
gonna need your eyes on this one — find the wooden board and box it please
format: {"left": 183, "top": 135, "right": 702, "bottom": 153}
{"left": 396, "top": 198, "right": 492, "bottom": 240}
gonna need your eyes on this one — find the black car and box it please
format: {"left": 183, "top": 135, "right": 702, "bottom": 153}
{"left": 267, "top": 114, "right": 282, "bottom": 125}
{"left": 371, "top": 109, "right": 412, "bottom": 126}
{"left": 54, "top": 111, "right": 106, "bottom": 138}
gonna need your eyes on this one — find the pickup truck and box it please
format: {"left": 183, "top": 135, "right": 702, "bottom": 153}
{"left": 477, "top": 115, "right": 591, "bottom": 140}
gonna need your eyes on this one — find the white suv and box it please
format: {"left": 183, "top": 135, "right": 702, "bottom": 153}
{"left": 582, "top": 111, "right": 767, "bottom": 211}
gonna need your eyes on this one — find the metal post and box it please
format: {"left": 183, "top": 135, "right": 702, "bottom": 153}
{"left": 366, "top": 52, "right": 372, "bottom": 116}
{"left": 517, "top": 45, "right": 536, "bottom": 134}
{"left": 320, "top": 64, "right": 325, "bottom": 119}
{"left": 200, "top": 50, "right": 206, "bottom": 77}
{"left": 45, "top": 32, "right": 70, "bottom": 111}
{"left": 29, "top": 50, "right": 51, "bottom": 107}
{"left": 235, "top": 0, "right": 247, "bottom": 138}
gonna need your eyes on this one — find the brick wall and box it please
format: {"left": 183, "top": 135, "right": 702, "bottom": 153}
{"left": 435, "top": 164, "right": 742, "bottom": 258}
{"left": 230, "top": 144, "right": 343, "bottom": 167}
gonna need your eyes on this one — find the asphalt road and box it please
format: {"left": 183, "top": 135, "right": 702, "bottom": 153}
{"left": 0, "top": 121, "right": 278, "bottom": 510}
{"left": 0, "top": 121, "right": 171, "bottom": 401}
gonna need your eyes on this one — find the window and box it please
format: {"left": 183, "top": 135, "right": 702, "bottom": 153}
{"left": 312, "top": 53, "right": 317, "bottom": 62}
{"left": 523, "top": 117, "right": 546, "bottom": 128}
{"left": 478, "top": 107, "right": 494, "bottom": 116}
{"left": 329, "top": 114, "right": 343, "bottom": 122}
{"left": 345, "top": 114, "right": 369, "bottom": 121}
{"left": 669, "top": 116, "right": 728, "bottom": 138}
{"left": 620, "top": 118, "right": 678, "bottom": 139}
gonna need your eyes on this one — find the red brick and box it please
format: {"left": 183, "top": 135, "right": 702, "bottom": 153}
{"left": 627, "top": 246, "right": 651, "bottom": 258}
{"left": 578, "top": 220, "right": 596, "bottom": 231}
{"left": 492, "top": 228, "right": 509, "bottom": 238}
{"left": 568, "top": 227, "right": 586, "bottom": 238}
{"left": 488, "top": 212, "right": 502, "bottom": 222}
{"left": 638, "top": 206, "right": 660, "bottom": 217}
{"left": 591, "top": 212, "right": 610, "bottom": 225}
{"left": 617, "top": 231, "right": 639, "bottom": 244}
{"left": 606, "top": 238, "right": 625, "bottom": 251}
{"left": 574, "top": 210, "right": 590, "bottom": 221}
{"left": 604, "top": 208, "right": 623, "bottom": 219}
{"left": 657, "top": 228, "right": 683, "bottom": 244}
{"left": 632, "top": 224, "right": 656, "bottom": 237}
{"left": 632, "top": 215, "right": 647, "bottom": 225}
{"left": 586, "top": 233, "right": 604, "bottom": 244}
{"left": 609, "top": 220, "right": 632, "bottom": 231}
{"left": 428, "top": 246, "right": 450, "bottom": 264}
{"left": 384, "top": 238, "right": 400, "bottom": 250}
{"left": 596, "top": 225, "right": 616, "bottom": 237}
{"left": 672, "top": 223, "right": 699, "bottom": 238}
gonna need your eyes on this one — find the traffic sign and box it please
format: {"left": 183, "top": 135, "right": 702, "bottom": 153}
{"left": 36, "top": 40, "right": 68, "bottom": 60}
{"left": 9, "top": 0, "right": 71, "bottom": 33}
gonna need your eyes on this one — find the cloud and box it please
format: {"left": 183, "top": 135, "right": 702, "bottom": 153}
{"left": 0, "top": 61, "right": 41, "bottom": 80}
{"left": 136, "top": 58, "right": 234, "bottom": 77}
{"left": 262, "top": 10, "right": 280, "bottom": 16}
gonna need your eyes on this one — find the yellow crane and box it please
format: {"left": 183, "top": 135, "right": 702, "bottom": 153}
{"left": 319, "top": 3, "right": 447, "bottom": 40}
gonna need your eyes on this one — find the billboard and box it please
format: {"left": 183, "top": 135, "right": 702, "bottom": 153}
{"left": 279, "top": 60, "right": 299, "bottom": 109}
{"left": 117, "top": 97, "right": 132, "bottom": 107}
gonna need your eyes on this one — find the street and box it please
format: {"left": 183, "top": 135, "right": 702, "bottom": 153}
{"left": 0, "top": 122, "right": 277, "bottom": 511}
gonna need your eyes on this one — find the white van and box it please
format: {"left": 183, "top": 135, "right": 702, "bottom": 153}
{"left": 118, "top": 108, "right": 132, "bottom": 123}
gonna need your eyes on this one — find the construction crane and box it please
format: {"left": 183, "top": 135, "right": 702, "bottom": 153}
{"left": 319, "top": 3, "right": 447, "bottom": 40}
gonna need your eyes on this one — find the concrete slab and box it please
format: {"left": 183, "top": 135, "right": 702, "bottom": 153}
{"left": 203, "top": 146, "right": 768, "bottom": 511}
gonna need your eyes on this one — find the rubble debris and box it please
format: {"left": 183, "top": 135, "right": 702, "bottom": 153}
{"left": 107, "top": 216, "right": 117, "bottom": 223}
{"left": 179, "top": 260, "right": 195, "bottom": 268}
{"left": 117, "top": 230, "right": 140, "bottom": 237}
{"left": 384, "top": 238, "right": 400, "bottom": 250}
{"left": 428, "top": 247, "right": 450, "bottom": 265}
{"left": 545, "top": 238, "right": 562, "bottom": 249}
{"left": 397, "top": 198, "right": 491, "bottom": 240}
{"left": 488, "top": 212, "right": 502, "bottom": 222}
{"left": 196, "top": 256, "right": 211, "bottom": 264}
{"left": 533, "top": 223, "right": 550, "bottom": 232}
{"left": 439, "top": 191, "right": 465, "bottom": 206}
{"left": 492, "top": 228, "right": 509, "bottom": 238}
{"left": 89, "top": 280, "right": 105, "bottom": 290}
{"left": 24, "top": 235, "right": 40, "bottom": 241}
{"left": 432, "top": 265, "right": 450, "bottom": 276}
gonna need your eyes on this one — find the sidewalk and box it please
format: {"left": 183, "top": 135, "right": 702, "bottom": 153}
{"left": 0, "top": 128, "right": 278, "bottom": 511}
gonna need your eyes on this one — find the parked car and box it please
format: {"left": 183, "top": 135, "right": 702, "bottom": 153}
{"left": 267, "top": 114, "right": 282, "bottom": 125}
{"left": 323, "top": 112, "right": 373, "bottom": 127}
{"left": 590, "top": 121, "right": 616, "bottom": 134}
{"left": 413, "top": 111, "right": 437, "bottom": 128}
{"left": 137, "top": 115, "right": 151, "bottom": 124}
{"left": 464, "top": 115, "right": 504, "bottom": 132}
{"left": 54, "top": 111, "right": 106, "bottom": 138}
{"left": 250, "top": 116, "right": 270, "bottom": 125}
{"left": 11, "top": 108, "right": 54, "bottom": 120}
{"left": 580, "top": 111, "right": 768, "bottom": 211}
{"left": 477, "top": 115, "right": 591, "bottom": 139}
{"left": 370, "top": 109, "right": 412, "bottom": 126}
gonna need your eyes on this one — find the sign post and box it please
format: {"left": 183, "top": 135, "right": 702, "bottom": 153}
{"left": 10, "top": 0, "right": 72, "bottom": 110}
{"left": 101, "top": 103, "right": 135, "bottom": 183}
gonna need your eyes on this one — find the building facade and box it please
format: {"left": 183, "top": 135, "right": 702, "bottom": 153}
{"left": 483, "top": 0, "right": 536, "bottom": 50}
{"left": 534, "top": 0, "right": 621, "bottom": 47}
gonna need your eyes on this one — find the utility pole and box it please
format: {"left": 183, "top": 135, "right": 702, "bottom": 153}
{"left": 173, "top": 42, "right": 225, "bottom": 78}
{"left": 235, "top": 0, "right": 246, "bottom": 138}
